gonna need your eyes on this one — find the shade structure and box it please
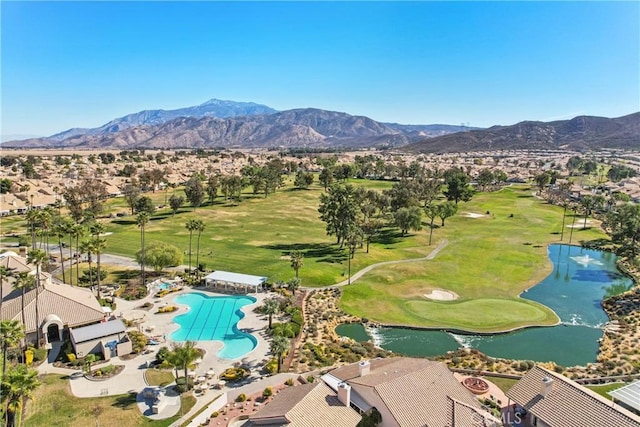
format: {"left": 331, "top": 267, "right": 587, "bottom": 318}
{"left": 609, "top": 381, "right": 640, "bottom": 412}
{"left": 204, "top": 271, "right": 267, "bottom": 293}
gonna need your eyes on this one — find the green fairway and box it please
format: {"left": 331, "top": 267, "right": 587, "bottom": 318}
{"left": 340, "top": 185, "right": 609, "bottom": 332}
{"left": 102, "top": 178, "right": 434, "bottom": 286}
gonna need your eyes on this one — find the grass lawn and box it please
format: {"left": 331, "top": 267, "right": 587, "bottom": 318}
{"left": 486, "top": 377, "right": 519, "bottom": 394}
{"left": 340, "top": 185, "right": 609, "bottom": 332}
{"left": 24, "top": 374, "right": 195, "bottom": 427}
{"left": 586, "top": 382, "right": 625, "bottom": 400}
{"left": 144, "top": 369, "right": 175, "bottom": 387}
{"left": 100, "top": 178, "right": 435, "bottom": 287}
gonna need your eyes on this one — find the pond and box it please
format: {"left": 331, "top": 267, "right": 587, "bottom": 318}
{"left": 336, "top": 244, "right": 632, "bottom": 367}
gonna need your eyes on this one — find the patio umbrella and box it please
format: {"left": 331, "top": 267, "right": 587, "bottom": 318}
{"left": 206, "top": 369, "right": 215, "bottom": 378}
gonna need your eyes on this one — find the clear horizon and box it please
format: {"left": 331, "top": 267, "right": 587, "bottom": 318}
{"left": 1, "top": 1, "right": 638, "bottom": 138}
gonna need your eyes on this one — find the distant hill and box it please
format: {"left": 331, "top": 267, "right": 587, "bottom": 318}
{"left": 3, "top": 104, "right": 471, "bottom": 149}
{"left": 404, "top": 113, "right": 640, "bottom": 153}
{"left": 46, "top": 98, "right": 278, "bottom": 141}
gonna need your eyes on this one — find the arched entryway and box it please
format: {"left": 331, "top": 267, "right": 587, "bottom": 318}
{"left": 41, "top": 314, "right": 63, "bottom": 346}
{"left": 47, "top": 324, "right": 60, "bottom": 343}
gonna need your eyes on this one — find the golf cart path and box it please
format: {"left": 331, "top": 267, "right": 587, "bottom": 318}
{"left": 305, "top": 239, "right": 449, "bottom": 290}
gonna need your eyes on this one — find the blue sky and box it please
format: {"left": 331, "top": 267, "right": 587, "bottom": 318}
{"left": 1, "top": 1, "right": 638, "bottom": 137}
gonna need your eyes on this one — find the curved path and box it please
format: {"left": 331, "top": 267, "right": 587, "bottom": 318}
{"left": 303, "top": 239, "right": 449, "bottom": 290}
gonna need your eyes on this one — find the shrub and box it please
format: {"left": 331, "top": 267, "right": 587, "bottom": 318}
{"left": 175, "top": 377, "right": 194, "bottom": 393}
{"left": 212, "top": 412, "right": 219, "bottom": 418}
{"left": 24, "top": 350, "right": 34, "bottom": 366}
{"left": 156, "top": 346, "right": 170, "bottom": 362}
{"left": 262, "top": 386, "right": 273, "bottom": 398}
{"left": 33, "top": 347, "right": 48, "bottom": 362}
{"left": 236, "top": 394, "right": 247, "bottom": 402}
{"left": 66, "top": 353, "right": 77, "bottom": 363}
{"left": 306, "top": 375, "right": 315, "bottom": 383}
{"left": 128, "top": 330, "right": 148, "bottom": 353}
{"left": 285, "top": 378, "right": 294, "bottom": 386}
{"left": 219, "top": 367, "right": 248, "bottom": 382}
{"left": 265, "top": 358, "right": 278, "bottom": 375}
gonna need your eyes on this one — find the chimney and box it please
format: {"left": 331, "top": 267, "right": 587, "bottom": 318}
{"left": 358, "top": 360, "right": 370, "bottom": 377}
{"left": 19, "top": 246, "right": 26, "bottom": 258}
{"left": 337, "top": 382, "right": 351, "bottom": 408}
{"left": 540, "top": 376, "right": 553, "bottom": 398}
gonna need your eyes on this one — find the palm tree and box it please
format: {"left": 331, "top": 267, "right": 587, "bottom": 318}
{"left": 136, "top": 212, "right": 150, "bottom": 287}
{"left": 269, "top": 335, "right": 289, "bottom": 373}
{"left": 2, "top": 364, "right": 40, "bottom": 427}
{"left": 53, "top": 217, "right": 72, "bottom": 284}
{"left": 286, "top": 278, "right": 300, "bottom": 296}
{"left": 13, "top": 273, "right": 34, "bottom": 335}
{"left": 0, "top": 266, "right": 15, "bottom": 318}
{"left": 24, "top": 210, "right": 39, "bottom": 250}
{"left": 37, "top": 209, "right": 53, "bottom": 253}
{"left": 194, "top": 220, "right": 206, "bottom": 279}
{"left": 0, "top": 321, "right": 24, "bottom": 379}
{"left": 80, "top": 239, "right": 95, "bottom": 289}
{"left": 92, "top": 237, "right": 107, "bottom": 299}
{"left": 67, "top": 223, "right": 82, "bottom": 285}
{"left": 72, "top": 223, "right": 85, "bottom": 286}
{"left": 289, "top": 251, "right": 303, "bottom": 280}
{"left": 185, "top": 219, "right": 198, "bottom": 276}
{"left": 170, "top": 341, "right": 201, "bottom": 392}
{"left": 27, "top": 249, "right": 48, "bottom": 349}
{"left": 263, "top": 298, "right": 279, "bottom": 329}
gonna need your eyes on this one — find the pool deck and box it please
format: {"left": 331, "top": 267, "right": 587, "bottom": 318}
{"left": 37, "top": 284, "right": 276, "bottom": 421}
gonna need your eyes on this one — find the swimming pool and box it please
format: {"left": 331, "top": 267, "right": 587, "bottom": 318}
{"left": 171, "top": 292, "right": 258, "bottom": 359}
{"left": 158, "top": 282, "right": 171, "bottom": 290}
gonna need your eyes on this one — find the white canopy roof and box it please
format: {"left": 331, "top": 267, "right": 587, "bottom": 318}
{"left": 610, "top": 381, "right": 640, "bottom": 412}
{"left": 204, "top": 271, "right": 267, "bottom": 287}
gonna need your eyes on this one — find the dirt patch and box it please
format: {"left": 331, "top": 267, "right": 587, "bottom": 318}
{"left": 464, "top": 212, "right": 485, "bottom": 218}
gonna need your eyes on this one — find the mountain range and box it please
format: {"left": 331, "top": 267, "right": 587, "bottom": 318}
{"left": 405, "top": 112, "right": 640, "bottom": 153}
{"left": 3, "top": 99, "right": 637, "bottom": 151}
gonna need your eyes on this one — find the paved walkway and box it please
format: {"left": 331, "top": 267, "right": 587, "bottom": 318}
{"left": 305, "top": 238, "right": 449, "bottom": 290}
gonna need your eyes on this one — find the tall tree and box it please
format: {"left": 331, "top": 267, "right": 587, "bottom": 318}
{"left": 2, "top": 364, "right": 40, "bottom": 427}
{"left": 318, "top": 184, "right": 358, "bottom": 247}
{"left": 423, "top": 204, "right": 439, "bottom": 246}
{"left": 289, "top": 251, "right": 304, "bottom": 280}
{"left": 394, "top": 207, "right": 422, "bottom": 236}
{"left": 0, "top": 320, "right": 23, "bottom": 379}
{"left": 319, "top": 168, "right": 334, "bottom": 191}
{"left": 194, "top": 220, "right": 206, "bottom": 277}
{"left": 170, "top": 341, "right": 201, "bottom": 392}
{"left": 534, "top": 172, "right": 551, "bottom": 195}
{"left": 27, "top": 249, "right": 48, "bottom": 349}
{"left": 136, "top": 212, "right": 150, "bottom": 287}
{"left": 13, "top": 273, "right": 34, "bottom": 334}
{"left": 184, "top": 176, "right": 205, "bottom": 210}
{"left": 70, "top": 223, "right": 84, "bottom": 285}
{"left": 185, "top": 219, "right": 199, "bottom": 276}
{"left": 437, "top": 201, "right": 458, "bottom": 226}
{"left": 168, "top": 194, "right": 184, "bottom": 216}
{"left": 263, "top": 298, "right": 279, "bottom": 329}
{"left": 443, "top": 168, "right": 474, "bottom": 204}
{"left": 607, "top": 203, "right": 640, "bottom": 258}
{"left": 270, "top": 335, "right": 289, "bottom": 373}
{"left": 286, "top": 278, "right": 300, "bottom": 296}
{"left": 206, "top": 174, "right": 220, "bottom": 205}
{"left": 53, "top": 216, "right": 72, "bottom": 284}
{"left": 121, "top": 182, "right": 141, "bottom": 215}
{"left": 89, "top": 222, "right": 107, "bottom": 299}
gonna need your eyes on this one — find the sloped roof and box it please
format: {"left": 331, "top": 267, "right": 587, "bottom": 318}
{"left": 331, "top": 358, "right": 496, "bottom": 427}
{"left": 2, "top": 279, "right": 105, "bottom": 333}
{"left": 248, "top": 382, "right": 360, "bottom": 427}
{"left": 70, "top": 318, "right": 126, "bottom": 343}
{"left": 507, "top": 366, "right": 640, "bottom": 427}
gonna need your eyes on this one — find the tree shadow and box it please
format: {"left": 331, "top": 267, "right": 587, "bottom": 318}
{"left": 371, "top": 229, "right": 404, "bottom": 245}
{"left": 112, "top": 392, "right": 138, "bottom": 409}
{"left": 260, "top": 242, "right": 347, "bottom": 264}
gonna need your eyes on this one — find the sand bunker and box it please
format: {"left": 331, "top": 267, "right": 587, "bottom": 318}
{"left": 567, "top": 219, "right": 595, "bottom": 228}
{"left": 464, "top": 212, "right": 484, "bottom": 218}
{"left": 424, "top": 289, "right": 459, "bottom": 301}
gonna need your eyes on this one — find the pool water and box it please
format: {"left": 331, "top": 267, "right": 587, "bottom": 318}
{"left": 172, "top": 292, "right": 258, "bottom": 359}
{"left": 159, "top": 282, "right": 171, "bottom": 290}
